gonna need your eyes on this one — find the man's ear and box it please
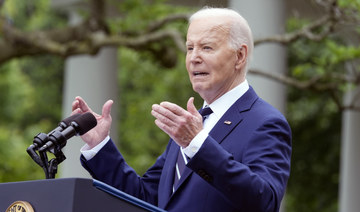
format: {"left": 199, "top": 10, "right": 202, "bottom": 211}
{"left": 235, "top": 45, "right": 248, "bottom": 70}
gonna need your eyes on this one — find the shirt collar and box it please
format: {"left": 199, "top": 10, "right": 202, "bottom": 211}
{"left": 203, "top": 80, "right": 249, "bottom": 119}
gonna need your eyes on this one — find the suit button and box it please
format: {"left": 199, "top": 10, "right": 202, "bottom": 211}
{"left": 203, "top": 175, "right": 213, "bottom": 183}
{"left": 197, "top": 169, "right": 205, "bottom": 177}
{"left": 197, "top": 170, "right": 213, "bottom": 182}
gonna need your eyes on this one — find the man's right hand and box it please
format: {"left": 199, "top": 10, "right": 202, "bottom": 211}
{"left": 71, "top": 96, "right": 113, "bottom": 149}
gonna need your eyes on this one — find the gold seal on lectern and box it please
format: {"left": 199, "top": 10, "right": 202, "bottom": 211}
{"left": 6, "top": 201, "right": 34, "bottom": 212}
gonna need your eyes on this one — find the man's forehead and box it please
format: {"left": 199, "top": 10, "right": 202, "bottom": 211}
{"left": 189, "top": 16, "right": 232, "bottom": 30}
{"left": 186, "top": 36, "right": 220, "bottom": 45}
{"left": 186, "top": 23, "right": 229, "bottom": 44}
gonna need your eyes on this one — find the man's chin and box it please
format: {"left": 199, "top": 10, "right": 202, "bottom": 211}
{"left": 192, "top": 84, "right": 204, "bottom": 94}
{"left": 192, "top": 85, "right": 210, "bottom": 98}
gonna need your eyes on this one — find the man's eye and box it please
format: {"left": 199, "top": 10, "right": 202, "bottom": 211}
{"left": 187, "top": 47, "right": 193, "bottom": 51}
{"left": 203, "top": 46, "right": 212, "bottom": 50}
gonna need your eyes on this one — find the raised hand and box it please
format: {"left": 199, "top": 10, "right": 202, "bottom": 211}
{"left": 151, "top": 97, "right": 203, "bottom": 147}
{"left": 72, "top": 96, "right": 113, "bottom": 148}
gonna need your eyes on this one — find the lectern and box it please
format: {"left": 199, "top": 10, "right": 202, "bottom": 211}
{"left": 0, "top": 178, "right": 165, "bottom": 212}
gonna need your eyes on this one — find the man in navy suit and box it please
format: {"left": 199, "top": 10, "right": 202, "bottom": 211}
{"left": 72, "top": 7, "right": 291, "bottom": 212}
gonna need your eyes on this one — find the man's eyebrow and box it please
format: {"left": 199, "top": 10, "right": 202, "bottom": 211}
{"left": 186, "top": 40, "right": 215, "bottom": 46}
{"left": 200, "top": 41, "right": 214, "bottom": 45}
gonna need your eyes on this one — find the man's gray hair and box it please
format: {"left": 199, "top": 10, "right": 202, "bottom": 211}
{"left": 189, "top": 7, "right": 254, "bottom": 70}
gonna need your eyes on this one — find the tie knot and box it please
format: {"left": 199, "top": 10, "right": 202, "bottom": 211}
{"left": 199, "top": 106, "right": 213, "bottom": 117}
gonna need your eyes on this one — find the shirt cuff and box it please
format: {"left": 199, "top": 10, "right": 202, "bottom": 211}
{"left": 80, "top": 135, "right": 110, "bottom": 160}
{"left": 183, "top": 130, "right": 208, "bottom": 159}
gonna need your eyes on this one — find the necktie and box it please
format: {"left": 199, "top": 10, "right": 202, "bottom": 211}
{"left": 173, "top": 106, "right": 213, "bottom": 191}
{"left": 199, "top": 106, "right": 213, "bottom": 121}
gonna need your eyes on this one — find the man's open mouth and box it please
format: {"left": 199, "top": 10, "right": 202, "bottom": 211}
{"left": 194, "top": 71, "right": 209, "bottom": 76}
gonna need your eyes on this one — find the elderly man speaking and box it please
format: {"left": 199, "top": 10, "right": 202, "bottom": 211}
{"left": 72, "top": 7, "right": 292, "bottom": 212}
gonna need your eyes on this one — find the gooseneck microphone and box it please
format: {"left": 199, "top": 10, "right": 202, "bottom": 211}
{"left": 27, "top": 113, "right": 81, "bottom": 166}
{"left": 27, "top": 112, "right": 97, "bottom": 179}
{"left": 39, "top": 112, "right": 97, "bottom": 152}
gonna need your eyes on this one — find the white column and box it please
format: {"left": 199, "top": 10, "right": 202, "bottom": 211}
{"left": 339, "top": 86, "right": 360, "bottom": 212}
{"left": 56, "top": 8, "right": 119, "bottom": 178}
{"left": 229, "top": 0, "right": 287, "bottom": 113}
{"left": 60, "top": 47, "right": 118, "bottom": 178}
{"left": 229, "top": 1, "right": 287, "bottom": 211}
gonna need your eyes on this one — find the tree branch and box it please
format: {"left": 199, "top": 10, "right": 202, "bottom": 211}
{"left": 248, "top": 68, "right": 339, "bottom": 91}
{"left": 101, "top": 29, "right": 186, "bottom": 52}
{"left": 147, "top": 13, "right": 189, "bottom": 32}
{"left": 0, "top": 15, "right": 186, "bottom": 63}
{"left": 248, "top": 68, "right": 360, "bottom": 112}
{"left": 0, "top": 0, "right": 5, "bottom": 10}
{"left": 255, "top": 0, "right": 340, "bottom": 46}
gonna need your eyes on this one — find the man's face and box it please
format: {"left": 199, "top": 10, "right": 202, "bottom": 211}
{"left": 186, "top": 17, "right": 245, "bottom": 104}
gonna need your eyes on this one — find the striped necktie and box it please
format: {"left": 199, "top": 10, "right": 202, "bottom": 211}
{"left": 173, "top": 106, "right": 213, "bottom": 191}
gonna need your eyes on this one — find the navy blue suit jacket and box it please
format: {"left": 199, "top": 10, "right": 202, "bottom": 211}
{"left": 81, "top": 87, "right": 292, "bottom": 212}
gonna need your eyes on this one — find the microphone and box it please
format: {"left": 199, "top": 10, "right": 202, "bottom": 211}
{"left": 32, "top": 113, "right": 82, "bottom": 149}
{"left": 27, "top": 113, "right": 82, "bottom": 167}
{"left": 39, "top": 112, "right": 97, "bottom": 152}
{"left": 48, "top": 113, "right": 82, "bottom": 137}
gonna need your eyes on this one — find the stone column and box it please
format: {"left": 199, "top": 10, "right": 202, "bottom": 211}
{"left": 60, "top": 46, "right": 118, "bottom": 178}
{"left": 229, "top": 0, "right": 287, "bottom": 113}
{"left": 51, "top": 1, "right": 119, "bottom": 178}
{"left": 229, "top": 1, "right": 287, "bottom": 211}
{"left": 339, "top": 86, "right": 360, "bottom": 212}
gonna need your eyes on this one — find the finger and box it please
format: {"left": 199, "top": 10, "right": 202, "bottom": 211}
{"left": 102, "top": 100, "right": 113, "bottom": 119}
{"left": 75, "top": 96, "right": 92, "bottom": 113}
{"left": 152, "top": 104, "right": 177, "bottom": 122}
{"left": 160, "top": 101, "right": 187, "bottom": 116}
{"left": 154, "top": 102, "right": 190, "bottom": 125}
{"left": 151, "top": 105, "right": 177, "bottom": 126}
{"left": 152, "top": 108, "right": 173, "bottom": 136}
{"left": 71, "top": 108, "right": 82, "bottom": 116}
{"left": 186, "top": 97, "right": 199, "bottom": 116}
{"left": 154, "top": 118, "right": 174, "bottom": 139}
{"left": 72, "top": 99, "right": 80, "bottom": 112}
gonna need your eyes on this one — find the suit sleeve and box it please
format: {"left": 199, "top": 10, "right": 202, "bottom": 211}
{"left": 81, "top": 138, "right": 170, "bottom": 205}
{"left": 187, "top": 115, "right": 292, "bottom": 212}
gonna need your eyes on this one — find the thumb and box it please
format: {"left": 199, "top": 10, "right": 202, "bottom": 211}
{"left": 187, "top": 97, "right": 199, "bottom": 116}
{"left": 102, "top": 99, "right": 113, "bottom": 119}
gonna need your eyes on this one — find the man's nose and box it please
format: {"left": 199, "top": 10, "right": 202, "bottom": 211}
{"left": 189, "top": 49, "right": 202, "bottom": 63}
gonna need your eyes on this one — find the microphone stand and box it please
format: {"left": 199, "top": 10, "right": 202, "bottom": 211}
{"left": 27, "top": 133, "right": 66, "bottom": 179}
{"left": 44, "top": 143, "right": 66, "bottom": 179}
{"left": 27, "top": 112, "right": 97, "bottom": 179}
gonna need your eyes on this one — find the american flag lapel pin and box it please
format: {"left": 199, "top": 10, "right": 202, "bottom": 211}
{"left": 224, "top": 120, "right": 232, "bottom": 125}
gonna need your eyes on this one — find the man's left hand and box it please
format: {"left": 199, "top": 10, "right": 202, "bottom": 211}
{"left": 151, "top": 97, "right": 203, "bottom": 147}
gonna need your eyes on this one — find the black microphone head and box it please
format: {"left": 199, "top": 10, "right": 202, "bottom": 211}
{"left": 72, "top": 112, "right": 97, "bottom": 135}
{"left": 58, "top": 113, "right": 82, "bottom": 129}
{"left": 62, "top": 113, "right": 82, "bottom": 125}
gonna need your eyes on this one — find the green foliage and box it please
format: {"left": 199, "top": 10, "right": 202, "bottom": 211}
{"left": 110, "top": 0, "right": 190, "bottom": 33}
{"left": 0, "top": 56, "right": 65, "bottom": 181}
{"left": 338, "top": 0, "right": 360, "bottom": 10}
{"left": 0, "top": 0, "right": 66, "bottom": 181}
{"left": 2, "top": 0, "right": 66, "bottom": 30}
{"left": 286, "top": 88, "right": 341, "bottom": 212}
{"left": 284, "top": 2, "right": 360, "bottom": 210}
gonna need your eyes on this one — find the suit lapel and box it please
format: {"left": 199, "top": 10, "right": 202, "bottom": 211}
{"left": 158, "top": 142, "right": 179, "bottom": 208}
{"left": 209, "top": 86, "right": 258, "bottom": 144}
